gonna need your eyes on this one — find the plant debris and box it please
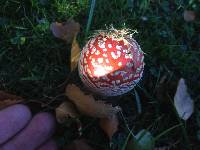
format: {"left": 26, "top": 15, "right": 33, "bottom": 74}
{"left": 65, "top": 84, "right": 121, "bottom": 118}
{"left": 55, "top": 101, "right": 79, "bottom": 123}
{"left": 0, "top": 91, "right": 23, "bottom": 110}
{"left": 50, "top": 19, "right": 80, "bottom": 43}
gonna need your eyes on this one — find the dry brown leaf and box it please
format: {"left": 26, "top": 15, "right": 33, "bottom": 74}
{"left": 65, "top": 84, "right": 121, "bottom": 118}
{"left": 99, "top": 115, "right": 119, "bottom": 140}
{"left": 50, "top": 19, "right": 80, "bottom": 43}
{"left": 0, "top": 91, "right": 23, "bottom": 110}
{"left": 71, "top": 37, "right": 80, "bottom": 71}
{"left": 0, "top": 99, "right": 23, "bottom": 110}
{"left": 64, "top": 139, "right": 93, "bottom": 150}
{"left": 55, "top": 101, "right": 79, "bottom": 123}
{"left": 183, "top": 10, "right": 196, "bottom": 22}
{"left": 0, "top": 91, "right": 23, "bottom": 100}
{"left": 50, "top": 19, "right": 81, "bottom": 71}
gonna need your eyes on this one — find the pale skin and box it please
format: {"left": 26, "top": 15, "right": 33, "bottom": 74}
{"left": 0, "top": 104, "right": 57, "bottom": 150}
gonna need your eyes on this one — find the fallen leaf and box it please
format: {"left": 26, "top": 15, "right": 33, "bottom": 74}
{"left": 99, "top": 115, "right": 119, "bottom": 140}
{"left": 71, "top": 37, "right": 80, "bottom": 71}
{"left": 174, "top": 78, "right": 194, "bottom": 120}
{"left": 183, "top": 10, "right": 196, "bottom": 22}
{"left": 0, "top": 91, "right": 23, "bottom": 110}
{"left": 50, "top": 19, "right": 81, "bottom": 71}
{"left": 50, "top": 19, "right": 80, "bottom": 43}
{"left": 55, "top": 101, "right": 79, "bottom": 123}
{"left": 0, "top": 91, "right": 22, "bottom": 100}
{"left": 0, "top": 99, "right": 23, "bottom": 110}
{"left": 64, "top": 139, "right": 93, "bottom": 150}
{"left": 65, "top": 84, "right": 121, "bottom": 118}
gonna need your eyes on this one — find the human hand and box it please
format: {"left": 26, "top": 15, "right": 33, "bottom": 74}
{"left": 0, "top": 104, "right": 57, "bottom": 150}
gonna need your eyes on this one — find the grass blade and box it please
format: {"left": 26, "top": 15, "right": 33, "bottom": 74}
{"left": 85, "top": 0, "right": 96, "bottom": 37}
{"left": 133, "top": 88, "right": 142, "bottom": 114}
{"left": 167, "top": 94, "right": 192, "bottom": 150}
{"left": 154, "top": 123, "right": 182, "bottom": 142}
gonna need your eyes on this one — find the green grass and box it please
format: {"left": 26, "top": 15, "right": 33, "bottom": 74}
{"left": 0, "top": 0, "right": 200, "bottom": 149}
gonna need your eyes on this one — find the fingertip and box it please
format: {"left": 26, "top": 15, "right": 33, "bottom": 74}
{"left": 13, "top": 104, "right": 32, "bottom": 120}
{"left": 0, "top": 104, "right": 32, "bottom": 144}
{"left": 33, "top": 112, "right": 56, "bottom": 135}
{"left": 2, "top": 112, "right": 56, "bottom": 150}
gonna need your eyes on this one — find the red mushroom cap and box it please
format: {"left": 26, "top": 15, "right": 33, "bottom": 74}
{"left": 78, "top": 30, "right": 144, "bottom": 96}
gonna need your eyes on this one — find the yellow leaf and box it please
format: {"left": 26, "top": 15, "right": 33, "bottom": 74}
{"left": 65, "top": 84, "right": 121, "bottom": 118}
{"left": 71, "top": 37, "right": 80, "bottom": 71}
{"left": 50, "top": 19, "right": 81, "bottom": 72}
{"left": 55, "top": 101, "right": 79, "bottom": 123}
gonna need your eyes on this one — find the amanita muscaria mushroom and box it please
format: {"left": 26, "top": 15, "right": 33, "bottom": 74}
{"left": 78, "top": 29, "right": 144, "bottom": 96}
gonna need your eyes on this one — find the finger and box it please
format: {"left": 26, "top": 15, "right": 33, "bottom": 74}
{"left": 2, "top": 112, "right": 55, "bottom": 150}
{"left": 38, "top": 139, "right": 58, "bottom": 150}
{"left": 0, "top": 104, "right": 31, "bottom": 145}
